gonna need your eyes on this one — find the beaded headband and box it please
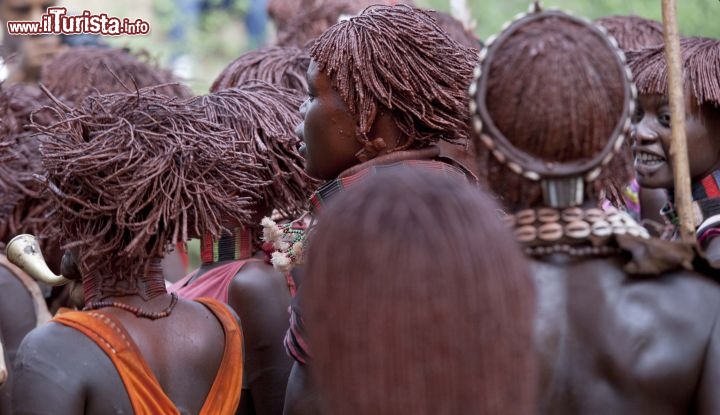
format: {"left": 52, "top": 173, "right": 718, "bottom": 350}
{"left": 468, "top": 3, "right": 636, "bottom": 207}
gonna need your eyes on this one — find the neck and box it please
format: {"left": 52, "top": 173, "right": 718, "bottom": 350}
{"left": 200, "top": 227, "right": 255, "bottom": 264}
{"left": 339, "top": 146, "right": 440, "bottom": 178}
{"left": 82, "top": 259, "right": 167, "bottom": 304}
{"left": 310, "top": 146, "right": 458, "bottom": 214}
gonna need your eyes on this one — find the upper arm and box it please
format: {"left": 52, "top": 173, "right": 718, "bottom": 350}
{"left": 12, "top": 324, "right": 87, "bottom": 415}
{"left": 228, "top": 264, "right": 293, "bottom": 414}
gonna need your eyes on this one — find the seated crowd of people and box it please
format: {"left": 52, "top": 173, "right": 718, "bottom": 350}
{"left": 1, "top": 0, "right": 719, "bottom": 414}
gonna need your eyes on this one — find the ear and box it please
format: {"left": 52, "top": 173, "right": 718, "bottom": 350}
{"left": 355, "top": 137, "right": 388, "bottom": 162}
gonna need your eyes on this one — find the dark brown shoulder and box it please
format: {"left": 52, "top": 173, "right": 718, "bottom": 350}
{"left": 617, "top": 235, "right": 720, "bottom": 280}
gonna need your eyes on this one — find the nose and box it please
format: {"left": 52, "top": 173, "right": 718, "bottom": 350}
{"left": 633, "top": 119, "right": 659, "bottom": 146}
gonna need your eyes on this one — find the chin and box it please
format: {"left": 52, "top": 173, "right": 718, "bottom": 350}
{"left": 636, "top": 175, "right": 673, "bottom": 190}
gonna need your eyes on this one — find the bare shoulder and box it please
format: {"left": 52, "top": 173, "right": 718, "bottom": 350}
{"left": 229, "top": 261, "right": 289, "bottom": 303}
{"left": 0, "top": 266, "right": 34, "bottom": 327}
{"left": 16, "top": 321, "right": 102, "bottom": 375}
{"left": 13, "top": 321, "right": 106, "bottom": 414}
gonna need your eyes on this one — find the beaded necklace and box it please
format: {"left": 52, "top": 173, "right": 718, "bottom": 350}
{"left": 200, "top": 227, "right": 255, "bottom": 264}
{"left": 508, "top": 206, "right": 650, "bottom": 257}
{"left": 83, "top": 292, "right": 179, "bottom": 320}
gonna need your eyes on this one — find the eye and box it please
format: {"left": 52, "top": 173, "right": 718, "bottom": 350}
{"left": 658, "top": 112, "right": 671, "bottom": 128}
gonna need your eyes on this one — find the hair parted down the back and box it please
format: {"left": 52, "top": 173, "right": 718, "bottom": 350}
{"left": 40, "top": 46, "right": 191, "bottom": 106}
{"left": 628, "top": 36, "right": 720, "bottom": 111}
{"left": 189, "top": 82, "right": 319, "bottom": 220}
{"left": 594, "top": 15, "right": 664, "bottom": 51}
{"left": 477, "top": 15, "right": 633, "bottom": 210}
{"left": 210, "top": 46, "right": 310, "bottom": 96}
{"left": 35, "top": 87, "right": 267, "bottom": 295}
{"left": 309, "top": 4, "right": 476, "bottom": 150}
{"left": 303, "top": 168, "right": 536, "bottom": 415}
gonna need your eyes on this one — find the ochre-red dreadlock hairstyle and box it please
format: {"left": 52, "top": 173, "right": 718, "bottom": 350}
{"left": 309, "top": 4, "right": 476, "bottom": 150}
{"left": 476, "top": 14, "right": 633, "bottom": 210}
{"left": 189, "top": 82, "right": 319, "bottom": 222}
{"left": 594, "top": 15, "right": 664, "bottom": 51}
{"left": 40, "top": 46, "right": 190, "bottom": 106}
{"left": 0, "top": 83, "right": 56, "bottom": 251}
{"left": 304, "top": 168, "right": 536, "bottom": 415}
{"left": 210, "top": 46, "right": 310, "bottom": 96}
{"left": 35, "top": 87, "right": 266, "bottom": 299}
{"left": 628, "top": 37, "right": 720, "bottom": 114}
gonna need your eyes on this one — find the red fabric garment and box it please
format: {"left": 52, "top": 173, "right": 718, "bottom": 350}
{"left": 52, "top": 298, "right": 243, "bottom": 415}
{"left": 169, "top": 259, "right": 262, "bottom": 302}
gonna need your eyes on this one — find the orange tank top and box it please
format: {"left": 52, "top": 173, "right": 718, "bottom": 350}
{"left": 52, "top": 298, "right": 243, "bottom": 415}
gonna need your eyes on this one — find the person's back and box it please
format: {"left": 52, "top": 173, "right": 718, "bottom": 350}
{"left": 468, "top": 6, "right": 720, "bottom": 414}
{"left": 10, "top": 87, "right": 249, "bottom": 414}
{"left": 14, "top": 297, "right": 238, "bottom": 414}
{"left": 532, "top": 255, "right": 720, "bottom": 414}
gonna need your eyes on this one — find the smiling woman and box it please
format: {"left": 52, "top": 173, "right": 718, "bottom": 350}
{"left": 628, "top": 37, "right": 720, "bottom": 260}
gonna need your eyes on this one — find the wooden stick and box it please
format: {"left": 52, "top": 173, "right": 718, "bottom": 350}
{"left": 661, "top": 0, "right": 695, "bottom": 243}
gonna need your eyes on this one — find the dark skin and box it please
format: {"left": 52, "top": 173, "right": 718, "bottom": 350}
{"left": 633, "top": 93, "right": 720, "bottom": 264}
{"left": 0, "top": 264, "right": 36, "bottom": 415}
{"left": 12, "top": 280, "right": 238, "bottom": 414}
{"left": 283, "top": 362, "right": 322, "bottom": 415}
{"left": 228, "top": 260, "right": 293, "bottom": 415}
{"left": 297, "top": 59, "right": 402, "bottom": 181}
{"left": 533, "top": 253, "right": 720, "bottom": 414}
{"left": 286, "top": 61, "right": 408, "bottom": 415}
{"left": 639, "top": 186, "right": 668, "bottom": 233}
{"left": 182, "top": 209, "right": 294, "bottom": 415}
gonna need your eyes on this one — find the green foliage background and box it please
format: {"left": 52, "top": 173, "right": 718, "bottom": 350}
{"left": 102, "top": 0, "right": 719, "bottom": 94}
{"left": 420, "top": 0, "right": 719, "bottom": 39}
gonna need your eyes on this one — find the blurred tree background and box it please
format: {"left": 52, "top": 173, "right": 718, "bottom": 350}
{"left": 57, "top": 0, "right": 719, "bottom": 94}
{"left": 423, "top": 0, "right": 719, "bottom": 39}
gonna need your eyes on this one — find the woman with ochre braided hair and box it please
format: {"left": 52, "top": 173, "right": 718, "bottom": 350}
{"left": 280, "top": 5, "right": 478, "bottom": 414}
{"left": 169, "top": 82, "right": 317, "bottom": 415}
{"left": 302, "top": 169, "right": 536, "bottom": 414}
{"left": 12, "top": 88, "right": 252, "bottom": 414}
{"left": 629, "top": 37, "right": 720, "bottom": 265}
{"left": 470, "top": 6, "right": 720, "bottom": 413}
{"left": 38, "top": 45, "right": 193, "bottom": 289}
{"left": 594, "top": 14, "right": 669, "bottom": 231}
